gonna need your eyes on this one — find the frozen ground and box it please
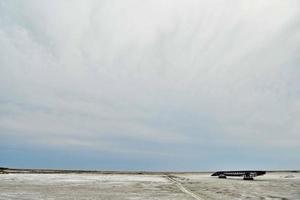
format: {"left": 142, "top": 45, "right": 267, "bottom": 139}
{"left": 0, "top": 172, "right": 299, "bottom": 200}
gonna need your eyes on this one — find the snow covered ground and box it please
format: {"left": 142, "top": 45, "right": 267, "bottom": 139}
{"left": 175, "top": 172, "right": 300, "bottom": 199}
{"left": 0, "top": 172, "right": 299, "bottom": 199}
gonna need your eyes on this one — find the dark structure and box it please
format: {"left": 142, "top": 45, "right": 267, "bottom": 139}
{"left": 211, "top": 170, "right": 266, "bottom": 180}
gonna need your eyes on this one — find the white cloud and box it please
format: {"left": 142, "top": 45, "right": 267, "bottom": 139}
{"left": 0, "top": 0, "right": 300, "bottom": 159}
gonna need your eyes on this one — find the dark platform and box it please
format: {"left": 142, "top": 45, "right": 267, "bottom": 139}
{"left": 212, "top": 170, "right": 266, "bottom": 180}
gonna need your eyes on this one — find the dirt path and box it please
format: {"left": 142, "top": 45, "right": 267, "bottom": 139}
{"left": 165, "top": 175, "right": 203, "bottom": 200}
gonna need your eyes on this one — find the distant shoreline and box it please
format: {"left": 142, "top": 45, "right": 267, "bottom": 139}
{"left": 1, "top": 167, "right": 299, "bottom": 174}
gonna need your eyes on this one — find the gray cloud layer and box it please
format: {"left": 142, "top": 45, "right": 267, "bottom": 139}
{"left": 0, "top": 0, "right": 300, "bottom": 169}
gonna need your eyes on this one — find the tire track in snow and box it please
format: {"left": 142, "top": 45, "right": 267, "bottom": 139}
{"left": 165, "top": 175, "right": 203, "bottom": 200}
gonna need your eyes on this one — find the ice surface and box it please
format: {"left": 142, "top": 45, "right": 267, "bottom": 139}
{"left": 176, "top": 172, "right": 300, "bottom": 199}
{"left": 0, "top": 172, "right": 299, "bottom": 200}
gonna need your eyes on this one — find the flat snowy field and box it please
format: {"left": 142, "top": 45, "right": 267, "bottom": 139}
{"left": 0, "top": 172, "right": 299, "bottom": 200}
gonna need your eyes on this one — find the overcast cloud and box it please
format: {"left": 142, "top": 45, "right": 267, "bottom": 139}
{"left": 0, "top": 0, "right": 300, "bottom": 170}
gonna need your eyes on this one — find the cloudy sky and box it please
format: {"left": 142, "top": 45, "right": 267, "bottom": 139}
{"left": 0, "top": 0, "right": 299, "bottom": 171}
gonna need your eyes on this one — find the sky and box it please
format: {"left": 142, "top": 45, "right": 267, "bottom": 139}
{"left": 0, "top": 0, "right": 299, "bottom": 171}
